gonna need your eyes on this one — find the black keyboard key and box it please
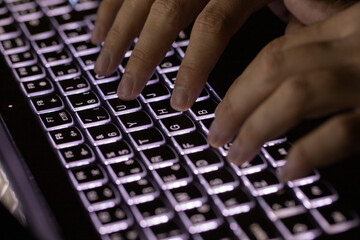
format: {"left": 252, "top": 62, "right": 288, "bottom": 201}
{"left": 97, "top": 140, "right": 133, "bottom": 164}
{"left": 242, "top": 169, "right": 284, "bottom": 196}
{"left": 198, "top": 225, "right": 237, "bottom": 240}
{"left": 6, "top": 50, "right": 37, "bottom": 67}
{"left": 148, "top": 99, "right": 182, "bottom": 119}
{"left": 97, "top": 80, "right": 119, "bottom": 99}
{"left": 231, "top": 155, "right": 268, "bottom": 176}
{"left": 81, "top": 184, "right": 120, "bottom": 212}
{"left": 262, "top": 141, "right": 292, "bottom": 168}
{"left": 49, "top": 126, "right": 83, "bottom": 148}
{"left": 185, "top": 148, "right": 224, "bottom": 174}
{"left": 131, "top": 198, "right": 173, "bottom": 228}
{"left": 107, "top": 98, "right": 141, "bottom": 115}
{"left": 53, "top": 11, "right": 84, "bottom": 28}
{"left": 32, "top": 35, "right": 63, "bottom": 53}
{"left": 147, "top": 220, "right": 188, "bottom": 240}
{"left": 61, "top": 25, "right": 90, "bottom": 43}
{"left": 120, "top": 177, "right": 159, "bottom": 205}
{"left": 76, "top": 106, "right": 111, "bottom": 127}
{"left": 294, "top": 181, "right": 338, "bottom": 208}
{"left": 0, "top": 11, "right": 13, "bottom": 26}
{"left": 107, "top": 228, "right": 140, "bottom": 240}
{"left": 0, "top": 23, "right": 20, "bottom": 41}
{"left": 67, "top": 91, "right": 100, "bottom": 111}
{"left": 153, "top": 163, "right": 192, "bottom": 190}
{"left": 21, "top": 78, "right": 54, "bottom": 96}
{"left": 190, "top": 99, "right": 217, "bottom": 120}
{"left": 69, "top": 164, "right": 107, "bottom": 190}
{"left": 41, "top": 48, "right": 72, "bottom": 66}
{"left": 172, "top": 131, "right": 209, "bottom": 155}
{"left": 129, "top": 127, "right": 165, "bottom": 151}
{"left": 57, "top": 76, "right": 90, "bottom": 95}
{"left": 199, "top": 117, "right": 213, "bottom": 133}
{"left": 158, "top": 54, "right": 181, "bottom": 73}
{"left": 214, "top": 187, "right": 254, "bottom": 216}
{"left": 141, "top": 145, "right": 178, "bottom": 170}
{"left": 279, "top": 213, "right": 321, "bottom": 239}
{"left": 14, "top": 64, "right": 46, "bottom": 81}
{"left": 118, "top": 110, "right": 152, "bottom": 132}
{"left": 22, "top": 17, "right": 54, "bottom": 39}
{"left": 59, "top": 144, "right": 95, "bottom": 168}
{"left": 49, "top": 62, "right": 81, "bottom": 80}
{"left": 70, "top": 39, "right": 99, "bottom": 56}
{"left": 87, "top": 69, "right": 120, "bottom": 84}
{"left": 180, "top": 203, "right": 223, "bottom": 234}
{"left": 140, "top": 82, "right": 170, "bottom": 103}
{"left": 14, "top": 6, "right": 43, "bottom": 22}
{"left": 259, "top": 189, "right": 305, "bottom": 219}
{"left": 166, "top": 183, "right": 207, "bottom": 211}
{"left": 0, "top": 36, "right": 29, "bottom": 54}
{"left": 44, "top": 1, "right": 72, "bottom": 16}
{"left": 86, "top": 123, "right": 121, "bottom": 145}
{"left": 92, "top": 206, "right": 132, "bottom": 235}
{"left": 199, "top": 167, "right": 239, "bottom": 195}
{"left": 31, "top": 94, "right": 63, "bottom": 113}
{"left": 160, "top": 114, "right": 195, "bottom": 136}
{"left": 39, "top": 109, "right": 73, "bottom": 130}
{"left": 108, "top": 158, "right": 146, "bottom": 185}
{"left": 78, "top": 52, "right": 97, "bottom": 70}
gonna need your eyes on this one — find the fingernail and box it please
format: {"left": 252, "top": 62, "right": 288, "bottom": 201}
{"left": 171, "top": 87, "right": 189, "bottom": 111}
{"left": 94, "top": 49, "right": 110, "bottom": 76}
{"left": 117, "top": 73, "right": 134, "bottom": 98}
{"left": 91, "top": 25, "right": 103, "bottom": 44}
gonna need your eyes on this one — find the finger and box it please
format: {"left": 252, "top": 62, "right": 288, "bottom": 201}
{"left": 170, "top": 0, "right": 270, "bottom": 111}
{"left": 227, "top": 70, "right": 360, "bottom": 165}
{"left": 208, "top": 39, "right": 350, "bottom": 148}
{"left": 277, "top": 110, "right": 360, "bottom": 182}
{"left": 117, "top": 0, "right": 208, "bottom": 100}
{"left": 94, "top": 0, "right": 155, "bottom": 77}
{"left": 91, "top": 0, "right": 124, "bottom": 44}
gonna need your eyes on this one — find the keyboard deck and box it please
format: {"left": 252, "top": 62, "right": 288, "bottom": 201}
{"left": 0, "top": 0, "right": 359, "bottom": 239}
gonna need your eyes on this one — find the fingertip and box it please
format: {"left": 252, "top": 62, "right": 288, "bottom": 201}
{"left": 170, "top": 86, "right": 190, "bottom": 111}
{"left": 94, "top": 49, "right": 111, "bottom": 76}
{"left": 117, "top": 73, "right": 136, "bottom": 100}
{"left": 91, "top": 24, "right": 105, "bottom": 45}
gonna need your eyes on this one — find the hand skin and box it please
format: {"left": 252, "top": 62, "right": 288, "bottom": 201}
{"left": 91, "top": 0, "right": 270, "bottom": 109}
{"left": 208, "top": 1, "right": 360, "bottom": 182}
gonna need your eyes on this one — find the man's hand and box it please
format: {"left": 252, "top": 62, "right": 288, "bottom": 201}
{"left": 208, "top": 2, "right": 360, "bottom": 182}
{"left": 91, "top": 0, "right": 269, "bottom": 110}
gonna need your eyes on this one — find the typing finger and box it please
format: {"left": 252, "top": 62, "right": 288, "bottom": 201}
{"left": 117, "top": 0, "right": 208, "bottom": 100}
{"left": 91, "top": 0, "right": 123, "bottom": 44}
{"left": 94, "top": 0, "right": 155, "bottom": 77}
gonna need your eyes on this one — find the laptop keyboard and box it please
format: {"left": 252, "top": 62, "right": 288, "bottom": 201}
{"left": 1, "top": 0, "right": 359, "bottom": 239}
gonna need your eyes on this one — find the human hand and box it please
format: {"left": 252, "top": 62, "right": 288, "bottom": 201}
{"left": 207, "top": 2, "right": 360, "bottom": 182}
{"left": 91, "top": 0, "right": 270, "bottom": 109}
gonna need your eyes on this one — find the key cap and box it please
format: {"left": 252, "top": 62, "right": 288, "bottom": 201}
{"left": 44, "top": 1, "right": 72, "bottom": 16}
{"left": 21, "top": 17, "right": 54, "bottom": 40}
{"left": 148, "top": 99, "right": 182, "bottom": 119}
{"left": 78, "top": 52, "right": 98, "bottom": 70}
{"left": 294, "top": 181, "right": 338, "bottom": 209}
{"left": 0, "top": 36, "right": 29, "bottom": 54}
{"left": 39, "top": 109, "right": 73, "bottom": 130}
{"left": 49, "top": 62, "right": 81, "bottom": 80}
{"left": 199, "top": 167, "right": 239, "bottom": 195}
{"left": 198, "top": 225, "right": 237, "bottom": 240}
{"left": 0, "top": 23, "right": 20, "bottom": 40}
{"left": 6, "top": 50, "right": 37, "bottom": 68}
{"left": 190, "top": 99, "right": 217, "bottom": 120}
{"left": 129, "top": 127, "right": 165, "bottom": 151}
{"left": 259, "top": 189, "right": 306, "bottom": 220}
{"left": 165, "top": 183, "right": 207, "bottom": 211}
{"left": 153, "top": 163, "right": 192, "bottom": 190}
{"left": 287, "top": 170, "right": 320, "bottom": 188}
{"left": 185, "top": 148, "right": 224, "bottom": 174}
{"left": 108, "top": 158, "right": 146, "bottom": 185}
{"left": 14, "top": 64, "right": 46, "bottom": 81}
{"left": 76, "top": 106, "right": 111, "bottom": 127}
{"left": 41, "top": 48, "right": 72, "bottom": 66}
{"left": 74, "top": 0, "right": 99, "bottom": 11}
{"left": 13, "top": 6, "right": 43, "bottom": 22}
{"left": 81, "top": 184, "right": 120, "bottom": 212}
{"left": 172, "top": 131, "right": 209, "bottom": 155}
{"left": 131, "top": 198, "right": 173, "bottom": 228}
{"left": 52, "top": 11, "right": 83, "bottom": 28}
{"left": 262, "top": 141, "right": 292, "bottom": 168}
{"left": 21, "top": 78, "right": 54, "bottom": 96}
{"left": 67, "top": 91, "right": 100, "bottom": 111}
{"left": 59, "top": 144, "right": 95, "bottom": 168}
{"left": 118, "top": 110, "right": 153, "bottom": 132}
{"left": 279, "top": 213, "right": 321, "bottom": 239}
{"left": 174, "top": 29, "right": 190, "bottom": 47}
{"left": 70, "top": 38, "right": 99, "bottom": 56}
{"left": 92, "top": 205, "right": 132, "bottom": 235}
{"left": 157, "top": 54, "right": 181, "bottom": 73}
{"left": 162, "top": 71, "right": 177, "bottom": 88}
{"left": 57, "top": 76, "right": 90, "bottom": 95}
{"left": 160, "top": 114, "right": 195, "bottom": 136}
{"left": 8, "top": 0, "right": 36, "bottom": 11}
{"left": 60, "top": 25, "right": 90, "bottom": 43}
{"left": 119, "top": 177, "right": 159, "bottom": 205}
{"left": 87, "top": 69, "right": 120, "bottom": 84}
{"left": 140, "top": 82, "right": 170, "bottom": 103}
{"left": 86, "top": 123, "right": 121, "bottom": 145}
{"left": 231, "top": 155, "right": 268, "bottom": 176}
{"left": 107, "top": 98, "right": 141, "bottom": 115}
{"left": 242, "top": 169, "right": 284, "bottom": 196}
{"left": 0, "top": 11, "right": 13, "bottom": 26}
{"left": 97, "top": 80, "right": 119, "bottom": 99}
{"left": 213, "top": 187, "right": 254, "bottom": 216}
{"left": 199, "top": 118, "right": 213, "bottom": 133}
{"left": 48, "top": 126, "right": 83, "bottom": 148}
{"left": 146, "top": 220, "right": 189, "bottom": 240}
{"left": 31, "top": 94, "right": 63, "bottom": 113}
{"left": 69, "top": 164, "right": 107, "bottom": 190}
{"left": 32, "top": 35, "right": 63, "bottom": 53}
{"left": 140, "top": 145, "right": 178, "bottom": 170}
{"left": 97, "top": 140, "right": 133, "bottom": 164}
{"left": 179, "top": 203, "right": 223, "bottom": 234}
{"left": 311, "top": 201, "right": 360, "bottom": 234}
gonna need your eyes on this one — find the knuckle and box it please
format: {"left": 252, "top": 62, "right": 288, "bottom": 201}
{"left": 194, "top": 6, "right": 230, "bottom": 35}
{"left": 260, "top": 50, "right": 284, "bottom": 76}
